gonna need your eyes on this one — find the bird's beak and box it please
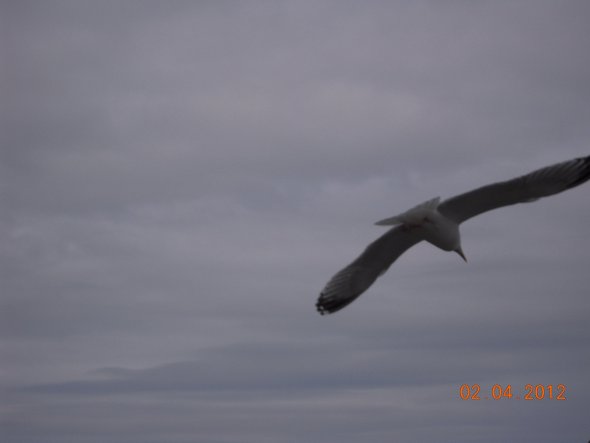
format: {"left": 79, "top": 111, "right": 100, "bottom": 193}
{"left": 455, "top": 247, "right": 467, "bottom": 262}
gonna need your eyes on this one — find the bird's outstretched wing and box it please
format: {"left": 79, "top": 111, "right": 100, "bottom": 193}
{"left": 316, "top": 226, "right": 424, "bottom": 315}
{"left": 438, "top": 155, "right": 590, "bottom": 224}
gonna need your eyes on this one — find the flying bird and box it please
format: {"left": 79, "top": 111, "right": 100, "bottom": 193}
{"left": 316, "top": 155, "right": 590, "bottom": 315}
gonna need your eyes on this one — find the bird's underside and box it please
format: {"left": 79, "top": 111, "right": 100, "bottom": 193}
{"left": 316, "top": 155, "right": 590, "bottom": 315}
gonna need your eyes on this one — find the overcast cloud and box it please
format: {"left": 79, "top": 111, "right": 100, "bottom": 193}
{"left": 2, "top": 1, "right": 590, "bottom": 442}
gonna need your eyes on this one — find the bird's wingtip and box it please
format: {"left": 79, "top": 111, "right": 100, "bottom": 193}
{"left": 566, "top": 155, "right": 590, "bottom": 190}
{"left": 316, "top": 303, "right": 329, "bottom": 315}
{"left": 315, "top": 292, "right": 339, "bottom": 315}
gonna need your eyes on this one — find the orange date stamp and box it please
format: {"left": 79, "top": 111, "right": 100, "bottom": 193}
{"left": 459, "top": 384, "right": 566, "bottom": 401}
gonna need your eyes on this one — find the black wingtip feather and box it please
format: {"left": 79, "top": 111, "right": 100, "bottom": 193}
{"left": 315, "top": 294, "right": 353, "bottom": 315}
{"left": 316, "top": 300, "right": 328, "bottom": 315}
{"left": 565, "top": 155, "right": 590, "bottom": 190}
{"left": 315, "top": 292, "right": 339, "bottom": 315}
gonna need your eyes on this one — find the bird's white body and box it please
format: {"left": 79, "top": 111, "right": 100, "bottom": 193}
{"left": 420, "top": 209, "right": 462, "bottom": 253}
{"left": 375, "top": 197, "right": 462, "bottom": 253}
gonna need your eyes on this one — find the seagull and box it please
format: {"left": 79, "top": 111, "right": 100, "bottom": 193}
{"left": 316, "top": 155, "right": 590, "bottom": 315}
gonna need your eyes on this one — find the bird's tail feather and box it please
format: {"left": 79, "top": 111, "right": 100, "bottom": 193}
{"left": 374, "top": 197, "right": 440, "bottom": 226}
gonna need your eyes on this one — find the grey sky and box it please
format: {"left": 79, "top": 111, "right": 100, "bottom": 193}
{"left": 2, "top": 1, "right": 590, "bottom": 442}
